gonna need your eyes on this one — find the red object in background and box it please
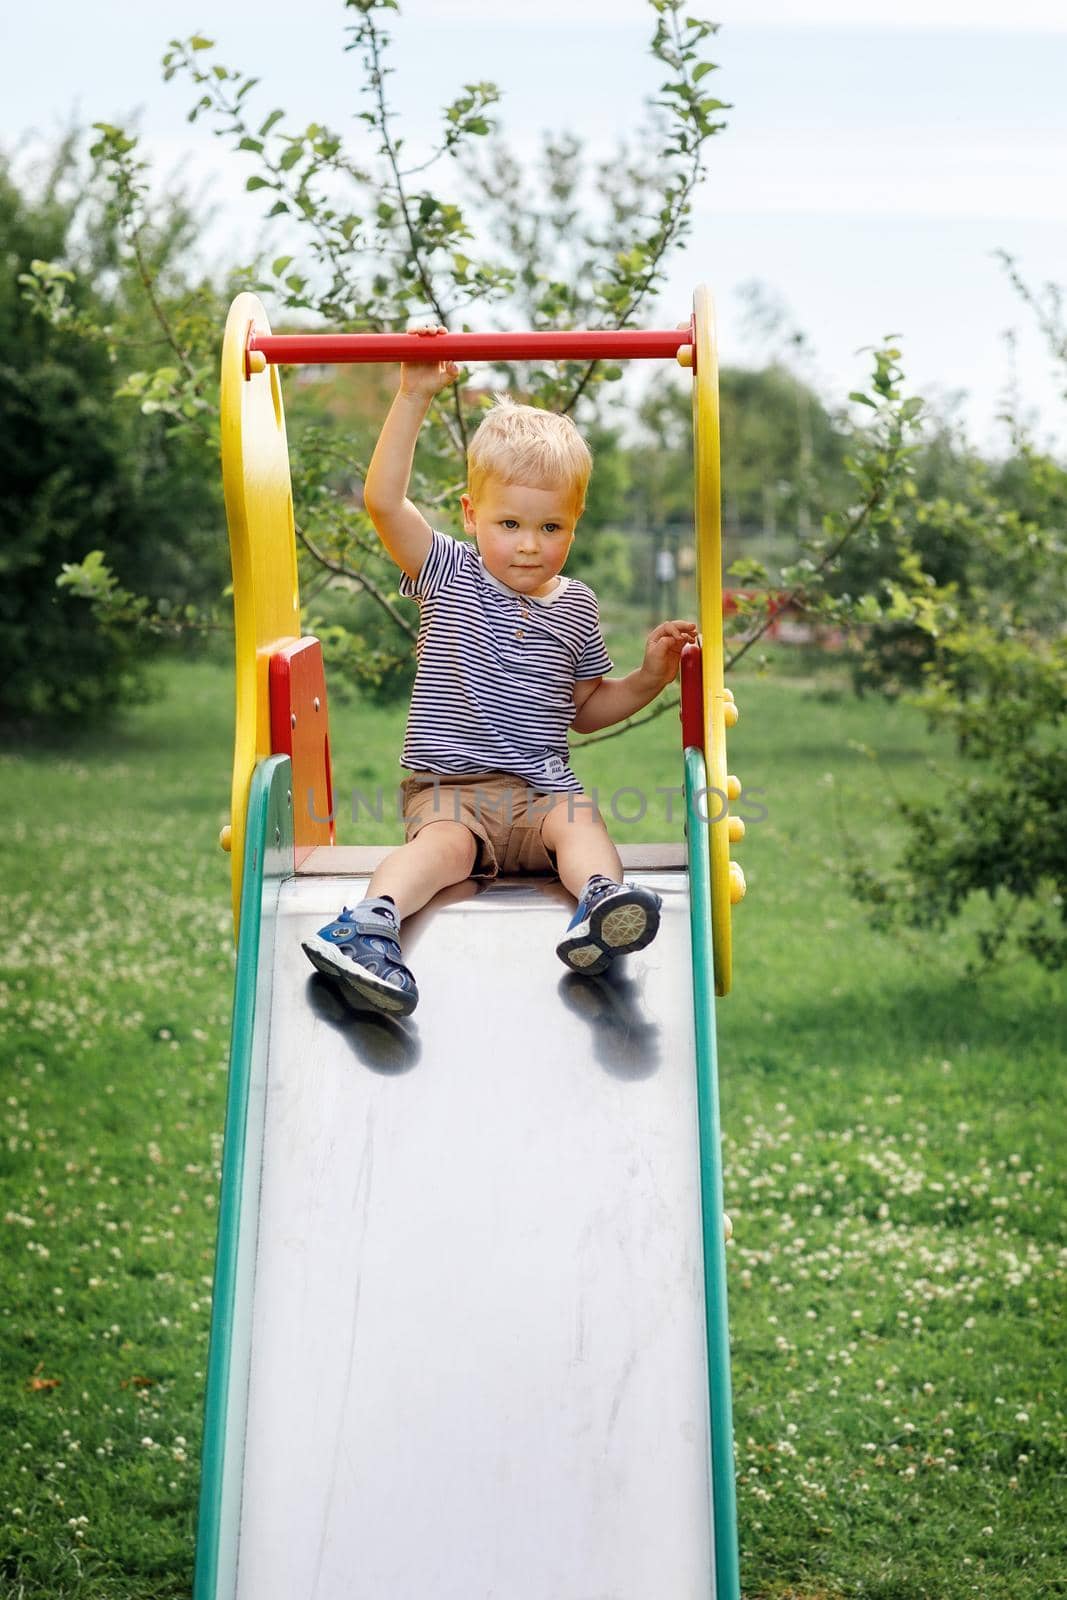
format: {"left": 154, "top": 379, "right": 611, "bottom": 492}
{"left": 249, "top": 327, "right": 693, "bottom": 367}
{"left": 269, "top": 638, "right": 335, "bottom": 866}
{"left": 680, "top": 643, "right": 705, "bottom": 752}
{"left": 722, "top": 588, "right": 790, "bottom": 639}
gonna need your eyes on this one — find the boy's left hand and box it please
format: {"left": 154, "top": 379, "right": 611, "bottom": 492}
{"left": 641, "top": 620, "right": 699, "bottom": 688}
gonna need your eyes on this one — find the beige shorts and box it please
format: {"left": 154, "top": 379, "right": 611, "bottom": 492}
{"left": 400, "top": 769, "right": 590, "bottom": 880}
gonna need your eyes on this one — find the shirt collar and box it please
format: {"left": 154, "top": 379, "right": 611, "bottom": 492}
{"left": 479, "top": 561, "right": 569, "bottom": 606}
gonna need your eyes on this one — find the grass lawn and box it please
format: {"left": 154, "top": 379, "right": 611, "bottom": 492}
{"left": 1, "top": 636, "right": 1063, "bottom": 1599}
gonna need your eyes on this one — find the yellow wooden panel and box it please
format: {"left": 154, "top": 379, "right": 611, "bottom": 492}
{"left": 691, "top": 285, "right": 735, "bottom": 996}
{"left": 220, "top": 293, "right": 301, "bottom": 932}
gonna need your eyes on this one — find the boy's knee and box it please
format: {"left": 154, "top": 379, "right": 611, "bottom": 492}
{"left": 541, "top": 791, "right": 605, "bottom": 843}
{"left": 413, "top": 819, "right": 479, "bottom": 875}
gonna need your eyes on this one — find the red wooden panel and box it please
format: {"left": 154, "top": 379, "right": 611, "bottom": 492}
{"left": 269, "top": 637, "right": 335, "bottom": 867}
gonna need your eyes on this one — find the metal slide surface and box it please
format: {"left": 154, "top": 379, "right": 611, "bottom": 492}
{"left": 232, "top": 868, "right": 714, "bottom": 1600}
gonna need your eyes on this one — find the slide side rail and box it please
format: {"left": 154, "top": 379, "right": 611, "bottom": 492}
{"left": 685, "top": 743, "right": 741, "bottom": 1600}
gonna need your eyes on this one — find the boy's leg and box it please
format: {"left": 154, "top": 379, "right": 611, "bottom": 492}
{"left": 540, "top": 792, "right": 661, "bottom": 975}
{"left": 367, "top": 820, "right": 480, "bottom": 919}
{"left": 303, "top": 820, "right": 479, "bottom": 1014}
{"left": 537, "top": 791, "right": 623, "bottom": 900}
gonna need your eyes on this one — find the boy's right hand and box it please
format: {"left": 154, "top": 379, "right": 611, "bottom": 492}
{"left": 399, "top": 325, "right": 464, "bottom": 399}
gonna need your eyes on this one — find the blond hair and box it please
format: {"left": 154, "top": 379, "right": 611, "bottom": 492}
{"left": 467, "top": 396, "right": 592, "bottom": 514}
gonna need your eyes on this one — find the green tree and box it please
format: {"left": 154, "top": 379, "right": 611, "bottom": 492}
{"left": 41, "top": 0, "right": 730, "bottom": 703}
{"left": 1, "top": 137, "right": 224, "bottom": 726}
{"left": 39, "top": 0, "right": 926, "bottom": 731}
{"left": 843, "top": 262, "right": 1067, "bottom": 970}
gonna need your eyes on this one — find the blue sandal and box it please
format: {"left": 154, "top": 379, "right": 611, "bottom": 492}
{"left": 302, "top": 906, "right": 419, "bottom": 1017}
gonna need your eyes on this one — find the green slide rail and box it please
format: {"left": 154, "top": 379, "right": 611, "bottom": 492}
{"left": 194, "top": 756, "right": 294, "bottom": 1600}
{"left": 685, "top": 743, "right": 741, "bottom": 1600}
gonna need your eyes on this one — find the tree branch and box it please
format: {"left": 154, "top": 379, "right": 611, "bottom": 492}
{"left": 571, "top": 691, "right": 680, "bottom": 748}
{"left": 362, "top": 13, "right": 469, "bottom": 455}
{"left": 295, "top": 521, "right": 417, "bottom": 640}
{"left": 725, "top": 472, "right": 895, "bottom": 672}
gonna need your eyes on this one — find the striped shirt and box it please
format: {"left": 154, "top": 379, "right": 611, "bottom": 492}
{"left": 397, "top": 529, "right": 614, "bottom": 793}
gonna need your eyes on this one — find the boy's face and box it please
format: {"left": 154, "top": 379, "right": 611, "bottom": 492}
{"left": 461, "top": 479, "right": 579, "bottom": 598}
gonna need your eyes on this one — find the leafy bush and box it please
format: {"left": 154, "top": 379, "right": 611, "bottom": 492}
{"left": 0, "top": 142, "right": 224, "bottom": 727}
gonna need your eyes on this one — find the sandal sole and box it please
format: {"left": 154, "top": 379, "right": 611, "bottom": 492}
{"left": 557, "top": 888, "right": 661, "bottom": 974}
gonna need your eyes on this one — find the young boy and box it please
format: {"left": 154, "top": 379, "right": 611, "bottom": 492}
{"left": 302, "top": 331, "right": 697, "bottom": 1017}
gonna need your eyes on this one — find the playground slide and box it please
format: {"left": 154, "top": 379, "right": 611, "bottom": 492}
{"left": 194, "top": 756, "right": 735, "bottom": 1600}
{"left": 202, "top": 286, "right": 742, "bottom": 1597}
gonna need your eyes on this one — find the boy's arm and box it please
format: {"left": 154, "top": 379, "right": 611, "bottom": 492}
{"left": 363, "top": 330, "right": 462, "bottom": 582}
{"left": 571, "top": 620, "right": 699, "bottom": 733}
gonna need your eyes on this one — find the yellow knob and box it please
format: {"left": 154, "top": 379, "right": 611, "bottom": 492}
{"left": 723, "top": 1213, "right": 733, "bottom": 1241}
{"left": 729, "top": 861, "right": 747, "bottom": 904}
{"left": 219, "top": 824, "right": 232, "bottom": 853}
{"left": 723, "top": 686, "right": 734, "bottom": 703}
{"left": 247, "top": 349, "right": 266, "bottom": 375}
{"left": 728, "top": 815, "right": 746, "bottom": 843}
{"left": 724, "top": 700, "right": 739, "bottom": 728}
{"left": 676, "top": 343, "right": 694, "bottom": 368}
{"left": 726, "top": 774, "right": 742, "bottom": 802}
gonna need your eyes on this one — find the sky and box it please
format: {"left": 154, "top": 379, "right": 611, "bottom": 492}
{"left": 3, "top": 0, "right": 1066, "bottom": 453}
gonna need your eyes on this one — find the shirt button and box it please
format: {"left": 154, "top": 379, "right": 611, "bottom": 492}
{"left": 515, "top": 629, "right": 524, "bottom": 638}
